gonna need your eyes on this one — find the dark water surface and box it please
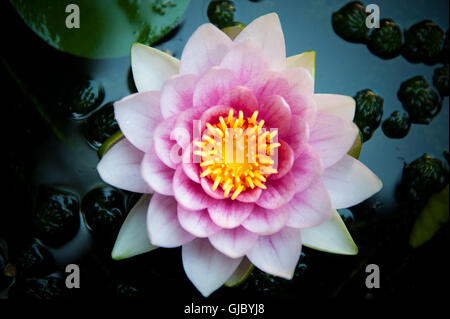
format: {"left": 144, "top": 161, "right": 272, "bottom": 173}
{"left": 1, "top": 0, "right": 448, "bottom": 302}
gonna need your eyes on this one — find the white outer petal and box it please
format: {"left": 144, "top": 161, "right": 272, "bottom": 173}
{"left": 147, "top": 194, "right": 194, "bottom": 248}
{"left": 234, "top": 13, "right": 286, "bottom": 71}
{"left": 179, "top": 23, "right": 233, "bottom": 75}
{"left": 322, "top": 155, "right": 383, "bottom": 209}
{"left": 246, "top": 227, "right": 302, "bottom": 279}
{"left": 111, "top": 195, "right": 157, "bottom": 260}
{"left": 131, "top": 43, "right": 179, "bottom": 92}
{"left": 97, "top": 138, "right": 153, "bottom": 193}
{"left": 301, "top": 209, "right": 358, "bottom": 255}
{"left": 314, "top": 94, "right": 356, "bottom": 122}
{"left": 182, "top": 239, "right": 242, "bottom": 297}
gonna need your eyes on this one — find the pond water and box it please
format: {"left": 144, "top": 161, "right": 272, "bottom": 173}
{"left": 1, "top": 0, "right": 448, "bottom": 302}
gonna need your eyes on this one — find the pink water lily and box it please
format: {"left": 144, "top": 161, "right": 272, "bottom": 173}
{"left": 97, "top": 13, "right": 382, "bottom": 297}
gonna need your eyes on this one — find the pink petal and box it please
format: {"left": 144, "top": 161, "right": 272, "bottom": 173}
{"left": 114, "top": 91, "right": 162, "bottom": 152}
{"left": 242, "top": 205, "right": 291, "bottom": 235}
{"left": 309, "top": 112, "right": 358, "bottom": 168}
{"left": 246, "top": 227, "right": 302, "bottom": 279}
{"left": 153, "top": 115, "right": 179, "bottom": 169}
{"left": 313, "top": 94, "right": 355, "bottom": 122}
{"left": 180, "top": 24, "right": 233, "bottom": 75}
{"left": 236, "top": 187, "right": 262, "bottom": 203}
{"left": 282, "top": 67, "right": 314, "bottom": 97}
{"left": 259, "top": 95, "right": 291, "bottom": 137}
{"left": 173, "top": 166, "right": 215, "bottom": 210}
{"left": 209, "top": 226, "right": 259, "bottom": 258}
{"left": 217, "top": 86, "right": 259, "bottom": 116}
{"left": 141, "top": 146, "right": 175, "bottom": 196}
{"left": 219, "top": 40, "right": 270, "bottom": 84}
{"left": 147, "top": 194, "right": 194, "bottom": 248}
{"left": 174, "top": 107, "right": 203, "bottom": 147}
{"left": 256, "top": 172, "right": 296, "bottom": 209}
{"left": 207, "top": 199, "right": 254, "bottom": 228}
{"left": 291, "top": 144, "right": 323, "bottom": 193}
{"left": 283, "top": 114, "right": 309, "bottom": 158}
{"left": 160, "top": 74, "right": 199, "bottom": 119}
{"left": 182, "top": 238, "right": 242, "bottom": 297}
{"left": 271, "top": 140, "right": 294, "bottom": 181}
{"left": 245, "top": 71, "right": 290, "bottom": 101}
{"left": 234, "top": 13, "right": 286, "bottom": 71}
{"left": 285, "top": 180, "right": 333, "bottom": 229}
{"left": 193, "top": 67, "right": 239, "bottom": 112}
{"left": 285, "top": 93, "right": 317, "bottom": 128}
{"left": 97, "top": 139, "right": 153, "bottom": 193}
{"left": 321, "top": 155, "right": 383, "bottom": 209}
{"left": 182, "top": 143, "right": 201, "bottom": 183}
{"left": 177, "top": 205, "right": 221, "bottom": 238}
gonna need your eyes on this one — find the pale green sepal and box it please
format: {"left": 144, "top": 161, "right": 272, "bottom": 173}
{"left": 301, "top": 209, "right": 358, "bottom": 255}
{"left": 286, "top": 51, "right": 316, "bottom": 82}
{"left": 221, "top": 22, "right": 246, "bottom": 40}
{"left": 131, "top": 42, "right": 179, "bottom": 92}
{"left": 347, "top": 130, "right": 363, "bottom": 159}
{"left": 97, "top": 130, "right": 124, "bottom": 159}
{"left": 112, "top": 195, "right": 158, "bottom": 260}
{"left": 224, "top": 257, "right": 254, "bottom": 287}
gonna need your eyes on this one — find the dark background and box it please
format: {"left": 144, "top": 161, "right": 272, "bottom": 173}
{"left": 1, "top": 0, "right": 449, "bottom": 311}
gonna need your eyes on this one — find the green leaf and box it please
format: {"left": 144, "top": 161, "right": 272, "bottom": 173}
{"left": 286, "top": 51, "right": 316, "bottom": 83}
{"left": 97, "top": 130, "right": 124, "bottom": 159}
{"left": 301, "top": 209, "right": 358, "bottom": 255}
{"left": 10, "top": 0, "right": 190, "bottom": 59}
{"left": 409, "top": 185, "right": 449, "bottom": 248}
{"left": 224, "top": 257, "right": 254, "bottom": 287}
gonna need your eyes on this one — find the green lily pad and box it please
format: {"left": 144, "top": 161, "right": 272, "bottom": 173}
{"left": 10, "top": 0, "right": 190, "bottom": 59}
{"left": 409, "top": 185, "right": 449, "bottom": 248}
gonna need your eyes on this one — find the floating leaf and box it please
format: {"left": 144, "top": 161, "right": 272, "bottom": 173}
{"left": 10, "top": 0, "right": 191, "bottom": 59}
{"left": 409, "top": 185, "right": 449, "bottom": 248}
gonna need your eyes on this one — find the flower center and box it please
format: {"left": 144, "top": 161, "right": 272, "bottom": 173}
{"left": 194, "top": 109, "right": 280, "bottom": 200}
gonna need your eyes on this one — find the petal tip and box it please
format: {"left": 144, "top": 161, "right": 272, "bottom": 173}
{"left": 111, "top": 248, "right": 127, "bottom": 261}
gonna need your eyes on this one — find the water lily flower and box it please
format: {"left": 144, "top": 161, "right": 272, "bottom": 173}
{"left": 97, "top": 13, "right": 382, "bottom": 297}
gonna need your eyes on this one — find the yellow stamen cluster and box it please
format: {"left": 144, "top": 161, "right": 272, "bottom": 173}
{"left": 194, "top": 109, "right": 280, "bottom": 200}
